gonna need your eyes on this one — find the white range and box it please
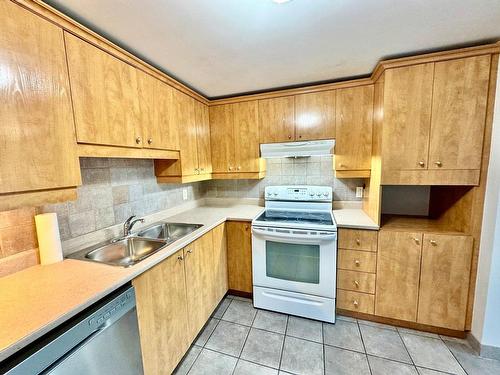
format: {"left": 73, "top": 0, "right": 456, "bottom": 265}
{"left": 252, "top": 185, "right": 337, "bottom": 323}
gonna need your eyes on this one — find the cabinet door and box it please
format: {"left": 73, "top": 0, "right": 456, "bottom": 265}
{"left": 195, "top": 101, "right": 212, "bottom": 174}
{"left": 227, "top": 221, "right": 253, "bottom": 293}
{"left": 64, "top": 32, "right": 142, "bottom": 148}
{"left": 335, "top": 86, "right": 374, "bottom": 171}
{"left": 295, "top": 91, "right": 336, "bottom": 141}
{"left": 173, "top": 90, "right": 199, "bottom": 175}
{"left": 375, "top": 231, "right": 422, "bottom": 322}
{"left": 258, "top": 96, "right": 295, "bottom": 143}
{"left": 233, "top": 101, "right": 261, "bottom": 172}
{"left": 417, "top": 234, "right": 473, "bottom": 330}
{"left": 382, "top": 64, "right": 434, "bottom": 170}
{"left": 184, "top": 231, "right": 215, "bottom": 341}
{"left": 428, "top": 56, "right": 490, "bottom": 170}
{"left": 209, "top": 104, "right": 235, "bottom": 173}
{"left": 0, "top": 2, "right": 80, "bottom": 194}
{"left": 212, "top": 223, "right": 228, "bottom": 305}
{"left": 133, "top": 249, "right": 190, "bottom": 375}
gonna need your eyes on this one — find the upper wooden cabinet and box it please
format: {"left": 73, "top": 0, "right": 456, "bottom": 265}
{"left": 194, "top": 100, "right": 212, "bottom": 175}
{"left": 0, "top": 1, "right": 81, "bottom": 210}
{"left": 258, "top": 96, "right": 295, "bottom": 143}
{"left": 210, "top": 101, "right": 266, "bottom": 179}
{"left": 381, "top": 56, "right": 491, "bottom": 185}
{"left": 335, "top": 86, "right": 374, "bottom": 177}
{"left": 295, "top": 91, "right": 336, "bottom": 140}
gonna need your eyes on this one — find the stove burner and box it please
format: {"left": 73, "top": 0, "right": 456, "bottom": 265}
{"left": 255, "top": 210, "right": 334, "bottom": 226}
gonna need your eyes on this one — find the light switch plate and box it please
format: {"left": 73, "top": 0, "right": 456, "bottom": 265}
{"left": 356, "top": 187, "right": 364, "bottom": 198}
{"left": 182, "top": 188, "right": 188, "bottom": 200}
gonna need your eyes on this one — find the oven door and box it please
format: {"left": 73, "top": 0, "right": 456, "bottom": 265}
{"left": 252, "top": 225, "right": 337, "bottom": 298}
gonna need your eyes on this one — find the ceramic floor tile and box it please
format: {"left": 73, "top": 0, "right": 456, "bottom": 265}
{"left": 174, "top": 345, "right": 202, "bottom": 375}
{"left": 240, "top": 328, "right": 284, "bottom": 369}
{"left": 213, "top": 298, "right": 231, "bottom": 318}
{"left": 357, "top": 319, "right": 397, "bottom": 331}
{"left": 397, "top": 327, "right": 440, "bottom": 339}
{"left": 445, "top": 340, "right": 500, "bottom": 375}
{"left": 400, "top": 333, "right": 466, "bottom": 375}
{"left": 323, "top": 320, "right": 364, "bottom": 353}
{"left": 252, "top": 310, "right": 288, "bottom": 334}
{"left": 205, "top": 320, "right": 249, "bottom": 357}
{"left": 286, "top": 316, "right": 323, "bottom": 343}
{"left": 359, "top": 324, "right": 412, "bottom": 363}
{"left": 188, "top": 349, "right": 237, "bottom": 375}
{"left": 324, "top": 345, "right": 370, "bottom": 375}
{"left": 221, "top": 300, "right": 257, "bottom": 326}
{"left": 417, "top": 368, "right": 452, "bottom": 375}
{"left": 232, "top": 296, "right": 253, "bottom": 303}
{"left": 368, "top": 356, "right": 418, "bottom": 375}
{"left": 233, "top": 359, "right": 279, "bottom": 375}
{"left": 194, "top": 318, "right": 219, "bottom": 347}
{"left": 280, "top": 336, "right": 324, "bottom": 375}
{"left": 336, "top": 314, "right": 357, "bottom": 323}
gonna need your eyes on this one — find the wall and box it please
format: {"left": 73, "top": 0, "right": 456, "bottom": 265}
{"left": 206, "top": 156, "right": 364, "bottom": 201}
{"left": 471, "top": 62, "right": 500, "bottom": 357}
{"left": 381, "top": 186, "right": 430, "bottom": 216}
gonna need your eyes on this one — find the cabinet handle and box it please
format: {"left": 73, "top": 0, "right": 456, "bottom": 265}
{"left": 186, "top": 249, "right": 193, "bottom": 254}
{"left": 355, "top": 238, "right": 361, "bottom": 245}
{"left": 352, "top": 300, "right": 359, "bottom": 307}
{"left": 340, "top": 163, "right": 346, "bottom": 168}
{"left": 418, "top": 160, "right": 425, "bottom": 167}
{"left": 135, "top": 136, "right": 142, "bottom": 144}
{"left": 200, "top": 168, "right": 205, "bottom": 172}
{"left": 229, "top": 166, "right": 233, "bottom": 171}
{"left": 288, "top": 135, "right": 292, "bottom": 139}
{"left": 177, "top": 255, "right": 184, "bottom": 261}
{"left": 354, "top": 280, "right": 360, "bottom": 288}
{"left": 413, "top": 237, "right": 420, "bottom": 245}
{"left": 430, "top": 240, "right": 437, "bottom": 246}
{"left": 194, "top": 168, "right": 199, "bottom": 174}
{"left": 354, "top": 260, "right": 360, "bottom": 266}
{"left": 434, "top": 161, "right": 442, "bottom": 167}
{"left": 237, "top": 166, "right": 241, "bottom": 170}
{"left": 298, "top": 135, "right": 302, "bottom": 139}
{"left": 147, "top": 138, "right": 153, "bottom": 145}
{"left": 245, "top": 225, "right": 249, "bottom": 231}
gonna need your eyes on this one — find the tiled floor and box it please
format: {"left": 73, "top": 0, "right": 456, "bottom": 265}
{"left": 174, "top": 295, "right": 500, "bottom": 375}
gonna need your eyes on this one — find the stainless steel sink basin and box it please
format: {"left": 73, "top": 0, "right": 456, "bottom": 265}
{"left": 136, "top": 222, "right": 203, "bottom": 241}
{"left": 70, "top": 237, "right": 167, "bottom": 267}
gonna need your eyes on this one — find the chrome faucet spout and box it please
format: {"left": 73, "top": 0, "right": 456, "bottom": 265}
{"left": 123, "top": 215, "right": 145, "bottom": 237}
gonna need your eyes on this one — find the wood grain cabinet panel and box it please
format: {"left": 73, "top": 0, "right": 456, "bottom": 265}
{"left": 174, "top": 90, "right": 199, "bottom": 176}
{"left": 417, "top": 234, "right": 473, "bottom": 330}
{"left": 382, "top": 64, "right": 434, "bottom": 170}
{"left": 233, "top": 101, "right": 261, "bottom": 172}
{"left": 0, "top": 1, "right": 81, "bottom": 197}
{"left": 335, "top": 86, "right": 374, "bottom": 172}
{"left": 338, "top": 249, "right": 377, "bottom": 273}
{"left": 295, "top": 91, "right": 336, "bottom": 140}
{"left": 209, "top": 104, "right": 235, "bottom": 173}
{"left": 65, "top": 32, "right": 142, "bottom": 148}
{"left": 227, "top": 221, "right": 253, "bottom": 293}
{"left": 133, "top": 249, "right": 190, "bottom": 375}
{"left": 195, "top": 101, "right": 212, "bottom": 174}
{"left": 258, "top": 96, "right": 295, "bottom": 143}
{"left": 337, "top": 270, "right": 376, "bottom": 294}
{"left": 428, "top": 56, "right": 490, "bottom": 171}
{"left": 212, "top": 223, "right": 228, "bottom": 305}
{"left": 337, "top": 289, "right": 375, "bottom": 314}
{"left": 375, "top": 231, "right": 422, "bottom": 322}
{"left": 338, "top": 229, "right": 378, "bottom": 252}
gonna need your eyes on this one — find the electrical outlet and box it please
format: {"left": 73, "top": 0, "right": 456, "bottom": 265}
{"left": 356, "top": 186, "right": 364, "bottom": 198}
{"left": 182, "top": 188, "right": 188, "bottom": 200}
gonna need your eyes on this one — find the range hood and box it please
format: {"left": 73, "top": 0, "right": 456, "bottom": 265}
{"left": 260, "top": 139, "right": 335, "bottom": 158}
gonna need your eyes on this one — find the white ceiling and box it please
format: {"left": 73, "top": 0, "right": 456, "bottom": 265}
{"left": 45, "top": 0, "right": 500, "bottom": 98}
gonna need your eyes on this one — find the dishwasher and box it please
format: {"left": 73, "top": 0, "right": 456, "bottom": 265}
{"left": 2, "top": 285, "right": 144, "bottom": 375}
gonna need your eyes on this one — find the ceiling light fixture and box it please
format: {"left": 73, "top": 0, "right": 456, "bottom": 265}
{"left": 272, "top": 0, "right": 292, "bottom": 4}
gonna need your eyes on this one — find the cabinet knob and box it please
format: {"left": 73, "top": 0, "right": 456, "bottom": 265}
{"left": 194, "top": 168, "right": 199, "bottom": 174}
{"left": 237, "top": 166, "right": 241, "bottom": 170}
{"left": 298, "top": 135, "right": 302, "bottom": 139}
{"left": 229, "top": 166, "right": 233, "bottom": 171}
{"left": 418, "top": 160, "right": 425, "bottom": 167}
{"left": 434, "top": 161, "right": 442, "bottom": 167}
{"left": 430, "top": 240, "right": 437, "bottom": 246}
{"left": 245, "top": 225, "right": 249, "bottom": 231}
{"left": 356, "top": 238, "right": 361, "bottom": 245}
{"left": 147, "top": 138, "right": 153, "bottom": 145}
{"left": 354, "top": 280, "right": 360, "bottom": 288}
{"left": 288, "top": 135, "right": 292, "bottom": 139}
{"left": 135, "top": 137, "right": 142, "bottom": 144}
{"left": 200, "top": 168, "right": 205, "bottom": 172}
{"left": 354, "top": 260, "right": 360, "bottom": 266}
{"left": 186, "top": 249, "right": 193, "bottom": 254}
{"left": 352, "top": 300, "right": 359, "bottom": 307}
{"left": 177, "top": 255, "right": 184, "bottom": 261}
{"left": 413, "top": 237, "right": 420, "bottom": 245}
{"left": 340, "top": 163, "right": 346, "bottom": 168}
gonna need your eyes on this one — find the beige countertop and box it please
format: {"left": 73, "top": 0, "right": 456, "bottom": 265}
{"left": 333, "top": 208, "right": 379, "bottom": 230}
{"left": 0, "top": 203, "right": 263, "bottom": 362}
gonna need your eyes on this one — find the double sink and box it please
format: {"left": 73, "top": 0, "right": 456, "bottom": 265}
{"left": 69, "top": 222, "right": 203, "bottom": 267}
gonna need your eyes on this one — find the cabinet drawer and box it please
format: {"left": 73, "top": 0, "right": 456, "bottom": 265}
{"left": 338, "top": 229, "right": 378, "bottom": 252}
{"left": 337, "top": 270, "right": 376, "bottom": 294}
{"left": 338, "top": 249, "right": 377, "bottom": 273}
{"left": 337, "top": 290, "right": 375, "bottom": 314}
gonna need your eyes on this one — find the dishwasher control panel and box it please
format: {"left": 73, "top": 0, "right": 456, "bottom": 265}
{"left": 88, "top": 288, "right": 135, "bottom": 328}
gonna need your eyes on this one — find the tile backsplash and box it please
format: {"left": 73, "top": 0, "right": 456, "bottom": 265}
{"left": 206, "top": 156, "right": 364, "bottom": 201}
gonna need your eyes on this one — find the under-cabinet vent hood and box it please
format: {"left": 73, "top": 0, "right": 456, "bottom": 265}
{"left": 260, "top": 139, "right": 335, "bottom": 158}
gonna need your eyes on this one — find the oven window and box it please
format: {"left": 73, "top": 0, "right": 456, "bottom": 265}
{"left": 265, "top": 241, "right": 320, "bottom": 284}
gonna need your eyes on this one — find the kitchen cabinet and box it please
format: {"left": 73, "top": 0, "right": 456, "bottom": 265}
{"left": 338, "top": 228, "right": 378, "bottom": 252}
{"left": 0, "top": 1, "right": 81, "bottom": 210}
{"left": 212, "top": 223, "right": 229, "bottom": 304}
{"left": 337, "top": 290, "right": 375, "bottom": 315}
{"left": 417, "top": 234, "right": 473, "bottom": 330}
{"left": 195, "top": 100, "right": 213, "bottom": 175}
{"left": 227, "top": 221, "right": 253, "bottom": 294}
{"left": 133, "top": 249, "right": 190, "bottom": 375}
{"left": 184, "top": 231, "right": 216, "bottom": 341}
{"left": 210, "top": 101, "right": 265, "bottom": 178}
{"left": 258, "top": 96, "right": 295, "bottom": 143}
{"left": 335, "top": 86, "right": 374, "bottom": 178}
{"left": 295, "top": 91, "right": 336, "bottom": 140}
{"left": 338, "top": 249, "right": 377, "bottom": 273}
{"left": 337, "top": 270, "right": 375, "bottom": 294}
{"left": 375, "top": 231, "right": 422, "bottom": 322}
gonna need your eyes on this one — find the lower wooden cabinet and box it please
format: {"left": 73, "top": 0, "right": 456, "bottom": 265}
{"left": 212, "top": 223, "right": 229, "bottom": 303}
{"left": 337, "top": 269, "right": 375, "bottom": 294}
{"left": 337, "top": 289, "right": 375, "bottom": 314}
{"left": 338, "top": 249, "right": 377, "bottom": 273}
{"left": 133, "top": 249, "right": 190, "bottom": 375}
{"left": 227, "top": 221, "right": 253, "bottom": 293}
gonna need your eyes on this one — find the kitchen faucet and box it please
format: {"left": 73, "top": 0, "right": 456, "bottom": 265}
{"left": 123, "top": 215, "right": 145, "bottom": 237}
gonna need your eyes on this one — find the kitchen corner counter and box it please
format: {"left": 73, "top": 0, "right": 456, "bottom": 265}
{"left": 333, "top": 208, "right": 379, "bottom": 230}
{"left": 0, "top": 203, "right": 263, "bottom": 362}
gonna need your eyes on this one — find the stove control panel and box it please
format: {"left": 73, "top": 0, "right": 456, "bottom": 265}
{"left": 265, "top": 186, "right": 333, "bottom": 201}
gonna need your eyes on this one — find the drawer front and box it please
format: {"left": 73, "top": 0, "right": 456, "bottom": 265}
{"left": 338, "top": 249, "right": 377, "bottom": 273}
{"left": 337, "top": 269, "right": 376, "bottom": 294}
{"left": 339, "top": 229, "right": 378, "bottom": 252}
{"left": 337, "top": 289, "right": 375, "bottom": 314}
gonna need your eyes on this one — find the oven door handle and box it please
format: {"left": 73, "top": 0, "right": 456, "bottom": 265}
{"left": 252, "top": 227, "right": 337, "bottom": 241}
